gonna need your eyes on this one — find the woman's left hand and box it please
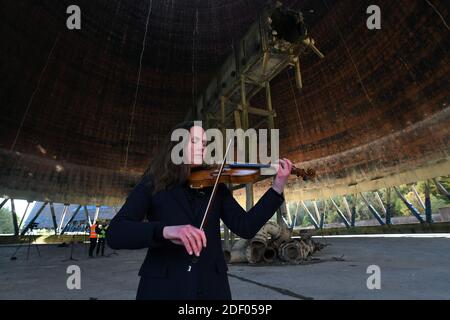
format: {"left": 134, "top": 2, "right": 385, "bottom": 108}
{"left": 272, "top": 158, "right": 292, "bottom": 195}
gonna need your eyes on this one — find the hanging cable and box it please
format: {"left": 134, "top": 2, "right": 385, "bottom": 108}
{"left": 286, "top": 69, "right": 304, "bottom": 133}
{"left": 124, "top": 0, "right": 153, "bottom": 169}
{"left": 321, "top": 0, "right": 376, "bottom": 110}
{"left": 425, "top": 0, "right": 450, "bottom": 31}
{"left": 10, "top": 32, "right": 61, "bottom": 152}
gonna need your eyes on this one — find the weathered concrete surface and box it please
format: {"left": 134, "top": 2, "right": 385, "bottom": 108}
{"left": 0, "top": 236, "right": 449, "bottom": 300}
{"left": 1, "top": 0, "right": 449, "bottom": 205}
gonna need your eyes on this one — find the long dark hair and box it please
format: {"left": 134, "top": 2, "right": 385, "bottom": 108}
{"left": 142, "top": 120, "right": 198, "bottom": 195}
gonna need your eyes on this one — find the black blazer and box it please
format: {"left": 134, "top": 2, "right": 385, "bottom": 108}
{"left": 106, "top": 175, "right": 285, "bottom": 300}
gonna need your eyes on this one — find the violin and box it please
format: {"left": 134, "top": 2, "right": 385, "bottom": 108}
{"left": 186, "top": 140, "right": 315, "bottom": 272}
{"left": 187, "top": 162, "right": 316, "bottom": 189}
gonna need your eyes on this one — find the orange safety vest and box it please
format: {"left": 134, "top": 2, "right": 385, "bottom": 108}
{"left": 90, "top": 224, "right": 97, "bottom": 239}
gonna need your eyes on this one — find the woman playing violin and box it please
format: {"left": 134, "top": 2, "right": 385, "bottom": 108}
{"left": 106, "top": 121, "right": 292, "bottom": 300}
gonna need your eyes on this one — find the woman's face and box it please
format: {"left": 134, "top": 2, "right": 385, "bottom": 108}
{"left": 186, "top": 126, "right": 206, "bottom": 167}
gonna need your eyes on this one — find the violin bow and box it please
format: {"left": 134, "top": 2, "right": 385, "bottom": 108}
{"left": 198, "top": 138, "right": 233, "bottom": 231}
{"left": 187, "top": 139, "right": 232, "bottom": 272}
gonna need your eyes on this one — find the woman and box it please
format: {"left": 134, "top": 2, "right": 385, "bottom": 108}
{"left": 106, "top": 121, "right": 292, "bottom": 300}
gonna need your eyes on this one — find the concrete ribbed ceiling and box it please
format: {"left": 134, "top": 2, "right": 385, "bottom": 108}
{"left": 0, "top": 0, "right": 448, "bottom": 205}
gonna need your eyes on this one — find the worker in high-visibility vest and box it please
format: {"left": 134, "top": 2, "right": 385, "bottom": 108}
{"left": 96, "top": 224, "right": 107, "bottom": 256}
{"left": 88, "top": 222, "right": 98, "bottom": 257}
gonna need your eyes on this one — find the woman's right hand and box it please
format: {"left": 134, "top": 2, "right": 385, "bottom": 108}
{"left": 162, "top": 225, "right": 207, "bottom": 256}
